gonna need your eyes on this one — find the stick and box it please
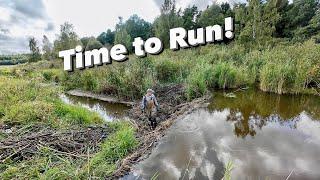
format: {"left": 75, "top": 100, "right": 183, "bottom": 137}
{"left": 285, "top": 169, "right": 294, "bottom": 180}
{"left": 1, "top": 144, "right": 30, "bottom": 163}
{"left": 181, "top": 156, "right": 192, "bottom": 180}
{"left": 38, "top": 144, "right": 88, "bottom": 158}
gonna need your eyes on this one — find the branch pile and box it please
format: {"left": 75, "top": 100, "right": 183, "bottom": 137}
{"left": 0, "top": 125, "right": 111, "bottom": 163}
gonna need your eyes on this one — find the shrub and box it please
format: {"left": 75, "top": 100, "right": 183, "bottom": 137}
{"left": 42, "top": 69, "right": 63, "bottom": 82}
{"left": 155, "top": 59, "right": 188, "bottom": 83}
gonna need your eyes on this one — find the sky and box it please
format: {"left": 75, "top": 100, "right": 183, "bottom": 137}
{"left": 0, "top": 0, "right": 230, "bottom": 54}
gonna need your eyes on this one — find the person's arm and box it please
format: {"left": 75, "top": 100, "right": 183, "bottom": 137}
{"left": 153, "top": 95, "right": 160, "bottom": 110}
{"left": 140, "top": 96, "right": 146, "bottom": 112}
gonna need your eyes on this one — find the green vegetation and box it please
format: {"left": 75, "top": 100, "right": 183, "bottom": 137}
{"left": 43, "top": 40, "right": 318, "bottom": 100}
{"left": 0, "top": 0, "right": 319, "bottom": 179}
{"left": 222, "top": 161, "right": 234, "bottom": 180}
{"left": 0, "top": 122, "right": 137, "bottom": 179}
{"left": 0, "top": 65, "right": 138, "bottom": 178}
{"left": 82, "top": 123, "right": 137, "bottom": 178}
{"left": 0, "top": 76, "right": 102, "bottom": 127}
{"left": 0, "top": 54, "right": 28, "bottom": 65}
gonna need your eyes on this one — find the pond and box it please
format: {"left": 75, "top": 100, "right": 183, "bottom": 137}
{"left": 124, "top": 89, "right": 320, "bottom": 180}
{"left": 60, "top": 94, "right": 130, "bottom": 121}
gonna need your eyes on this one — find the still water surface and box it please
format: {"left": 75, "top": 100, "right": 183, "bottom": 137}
{"left": 60, "top": 94, "right": 130, "bottom": 121}
{"left": 126, "top": 89, "right": 320, "bottom": 180}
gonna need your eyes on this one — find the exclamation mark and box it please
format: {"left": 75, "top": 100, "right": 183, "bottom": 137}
{"left": 225, "top": 17, "right": 234, "bottom": 39}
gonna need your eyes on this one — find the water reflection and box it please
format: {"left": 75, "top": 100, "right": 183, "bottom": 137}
{"left": 60, "top": 94, "right": 130, "bottom": 121}
{"left": 208, "top": 89, "right": 320, "bottom": 138}
{"left": 127, "top": 90, "right": 320, "bottom": 180}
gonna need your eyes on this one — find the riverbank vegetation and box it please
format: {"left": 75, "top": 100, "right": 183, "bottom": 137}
{"left": 0, "top": 73, "right": 138, "bottom": 179}
{"left": 30, "top": 39, "right": 318, "bottom": 101}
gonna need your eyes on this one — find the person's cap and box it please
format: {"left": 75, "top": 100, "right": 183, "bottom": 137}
{"left": 147, "top": 89, "right": 154, "bottom": 93}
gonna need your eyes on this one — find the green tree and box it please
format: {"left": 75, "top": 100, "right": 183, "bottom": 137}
{"left": 53, "top": 22, "right": 81, "bottom": 53}
{"left": 238, "top": 0, "right": 280, "bottom": 48}
{"left": 85, "top": 37, "right": 103, "bottom": 51}
{"left": 125, "top": 15, "right": 152, "bottom": 40}
{"left": 42, "top": 35, "right": 53, "bottom": 61}
{"left": 284, "top": 0, "right": 319, "bottom": 38}
{"left": 197, "top": 3, "right": 224, "bottom": 27}
{"left": 28, "top": 37, "right": 41, "bottom": 62}
{"left": 114, "top": 17, "right": 132, "bottom": 51}
{"left": 80, "top": 37, "right": 91, "bottom": 48}
{"left": 153, "top": 0, "right": 183, "bottom": 48}
{"left": 97, "top": 29, "right": 115, "bottom": 45}
{"left": 182, "top": 5, "right": 199, "bottom": 29}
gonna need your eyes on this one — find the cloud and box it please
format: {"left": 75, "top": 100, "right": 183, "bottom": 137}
{"left": 11, "top": 0, "right": 47, "bottom": 19}
{"left": 0, "top": 0, "right": 54, "bottom": 54}
{"left": 152, "top": 0, "right": 241, "bottom": 10}
{"left": 152, "top": 0, "right": 212, "bottom": 9}
{"left": 45, "top": 22, "right": 54, "bottom": 31}
{"left": 0, "top": 35, "right": 28, "bottom": 54}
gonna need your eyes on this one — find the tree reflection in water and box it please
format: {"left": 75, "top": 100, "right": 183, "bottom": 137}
{"left": 208, "top": 89, "right": 320, "bottom": 138}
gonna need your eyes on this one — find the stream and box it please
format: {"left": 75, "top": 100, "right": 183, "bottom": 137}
{"left": 60, "top": 94, "right": 130, "bottom": 121}
{"left": 123, "top": 89, "right": 320, "bottom": 180}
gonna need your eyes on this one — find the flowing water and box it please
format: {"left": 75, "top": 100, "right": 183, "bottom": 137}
{"left": 60, "top": 94, "right": 130, "bottom": 121}
{"left": 124, "top": 89, "right": 320, "bottom": 180}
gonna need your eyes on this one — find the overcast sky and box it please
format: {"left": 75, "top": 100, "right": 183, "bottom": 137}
{"left": 0, "top": 0, "right": 229, "bottom": 54}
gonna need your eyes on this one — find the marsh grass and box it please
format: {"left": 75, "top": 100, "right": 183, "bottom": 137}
{"left": 222, "top": 161, "right": 234, "bottom": 180}
{"left": 42, "top": 40, "right": 318, "bottom": 100}
{"left": 80, "top": 122, "right": 138, "bottom": 178}
{"left": 0, "top": 76, "right": 103, "bottom": 127}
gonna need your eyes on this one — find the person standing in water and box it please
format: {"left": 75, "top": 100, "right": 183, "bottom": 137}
{"left": 141, "top": 89, "right": 159, "bottom": 129}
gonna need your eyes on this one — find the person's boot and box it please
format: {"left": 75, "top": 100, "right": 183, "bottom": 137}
{"left": 153, "top": 121, "right": 157, "bottom": 129}
{"left": 151, "top": 118, "right": 157, "bottom": 130}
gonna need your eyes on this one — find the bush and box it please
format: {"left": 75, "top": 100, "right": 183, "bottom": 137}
{"left": 155, "top": 59, "right": 189, "bottom": 83}
{"left": 42, "top": 69, "right": 63, "bottom": 82}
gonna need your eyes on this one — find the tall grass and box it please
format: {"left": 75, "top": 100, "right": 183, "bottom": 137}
{"left": 80, "top": 122, "right": 138, "bottom": 178}
{"left": 0, "top": 76, "right": 102, "bottom": 127}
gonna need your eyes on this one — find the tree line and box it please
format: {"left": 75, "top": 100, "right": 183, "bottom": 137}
{"left": 27, "top": 0, "right": 320, "bottom": 62}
